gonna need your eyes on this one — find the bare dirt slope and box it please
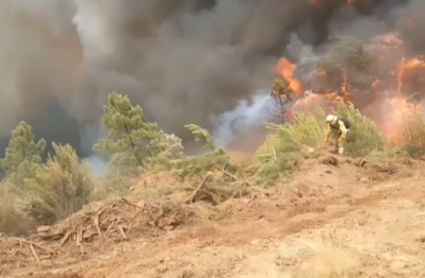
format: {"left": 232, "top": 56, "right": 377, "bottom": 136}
{"left": 2, "top": 154, "right": 425, "bottom": 278}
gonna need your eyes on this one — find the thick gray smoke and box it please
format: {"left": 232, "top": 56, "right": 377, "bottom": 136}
{"left": 0, "top": 0, "right": 314, "bottom": 154}
{"left": 211, "top": 91, "right": 274, "bottom": 149}
{"left": 0, "top": 0, "right": 421, "bottom": 160}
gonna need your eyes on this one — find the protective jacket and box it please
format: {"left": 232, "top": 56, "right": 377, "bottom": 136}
{"left": 326, "top": 118, "right": 350, "bottom": 154}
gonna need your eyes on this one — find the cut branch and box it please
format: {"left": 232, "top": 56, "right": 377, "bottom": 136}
{"left": 184, "top": 173, "right": 213, "bottom": 204}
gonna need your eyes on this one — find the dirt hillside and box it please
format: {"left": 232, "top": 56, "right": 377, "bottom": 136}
{"left": 2, "top": 154, "right": 425, "bottom": 278}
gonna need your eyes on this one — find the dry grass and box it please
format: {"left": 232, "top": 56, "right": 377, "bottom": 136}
{"left": 396, "top": 113, "right": 425, "bottom": 159}
{"left": 293, "top": 245, "right": 360, "bottom": 278}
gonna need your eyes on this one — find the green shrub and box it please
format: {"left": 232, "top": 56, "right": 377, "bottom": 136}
{"left": 26, "top": 143, "right": 94, "bottom": 225}
{"left": 173, "top": 148, "right": 230, "bottom": 177}
{"left": 254, "top": 110, "right": 326, "bottom": 186}
{"left": 263, "top": 109, "right": 326, "bottom": 155}
{"left": 172, "top": 124, "right": 234, "bottom": 177}
{"left": 335, "top": 101, "right": 385, "bottom": 156}
{"left": 254, "top": 102, "right": 384, "bottom": 185}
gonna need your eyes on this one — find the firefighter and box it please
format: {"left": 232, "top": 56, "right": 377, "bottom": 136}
{"left": 324, "top": 114, "right": 350, "bottom": 155}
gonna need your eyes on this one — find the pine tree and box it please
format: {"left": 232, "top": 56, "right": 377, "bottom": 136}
{"left": 93, "top": 92, "right": 161, "bottom": 167}
{"left": 0, "top": 121, "right": 46, "bottom": 188}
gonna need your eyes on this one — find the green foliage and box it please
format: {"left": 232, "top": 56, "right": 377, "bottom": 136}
{"left": 185, "top": 124, "right": 215, "bottom": 151}
{"left": 272, "top": 78, "right": 291, "bottom": 98}
{"left": 173, "top": 148, "right": 230, "bottom": 177}
{"left": 26, "top": 143, "right": 94, "bottom": 225}
{"left": 92, "top": 92, "right": 184, "bottom": 197}
{"left": 254, "top": 102, "right": 384, "bottom": 185}
{"left": 173, "top": 124, "right": 234, "bottom": 177}
{"left": 93, "top": 92, "right": 161, "bottom": 166}
{"left": 253, "top": 152, "right": 302, "bottom": 187}
{"left": 263, "top": 109, "right": 326, "bottom": 155}
{"left": 94, "top": 92, "right": 183, "bottom": 172}
{"left": 254, "top": 110, "right": 326, "bottom": 186}
{"left": 145, "top": 131, "right": 184, "bottom": 170}
{"left": 0, "top": 121, "right": 46, "bottom": 188}
{"left": 335, "top": 101, "right": 384, "bottom": 156}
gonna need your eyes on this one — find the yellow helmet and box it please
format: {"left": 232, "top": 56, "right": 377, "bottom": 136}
{"left": 325, "top": 114, "right": 336, "bottom": 123}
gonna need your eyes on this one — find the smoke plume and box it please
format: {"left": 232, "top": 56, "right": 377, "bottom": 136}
{"left": 0, "top": 0, "right": 420, "bottom": 157}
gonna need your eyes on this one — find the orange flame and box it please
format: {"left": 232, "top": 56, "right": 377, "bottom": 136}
{"left": 273, "top": 58, "right": 304, "bottom": 97}
{"left": 375, "top": 97, "right": 421, "bottom": 145}
{"left": 271, "top": 36, "right": 425, "bottom": 143}
{"left": 396, "top": 57, "right": 425, "bottom": 96}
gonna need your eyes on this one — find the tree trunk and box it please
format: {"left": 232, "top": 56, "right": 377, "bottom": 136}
{"left": 124, "top": 123, "right": 143, "bottom": 166}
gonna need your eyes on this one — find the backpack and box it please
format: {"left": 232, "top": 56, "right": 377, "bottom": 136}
{"left": 340, "top": 118, "right": 351, "bottom": 129}
{"left": 330, "top": 118, "right": 350, "bottom": 129}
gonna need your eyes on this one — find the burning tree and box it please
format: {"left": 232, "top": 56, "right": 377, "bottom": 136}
{"left": 269, "top": 77, "right": 293, "bottom": 124}
{"left": 397, "top": 58, "right": 425, "bottom": 105}
{"left": 316, "top": 36, "right": 376, "bottom": 93}
{"left": 266, "top": 30, "right": 425, "bottom": 152}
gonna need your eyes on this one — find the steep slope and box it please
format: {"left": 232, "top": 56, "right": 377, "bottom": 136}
{"left": 2, "top": 154, "right": 424, "bottom": 278}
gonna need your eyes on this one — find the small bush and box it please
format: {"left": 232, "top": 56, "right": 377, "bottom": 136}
{"left": 254, "top": 110, "right": 326, "bottom": 186}
{"left": 26, "top": 143, "right": 94, "bottom": 225}
{"left": 335, "top": 101, "right": 385, "bottom": 156}
{"left": 173, "top": 148, "right": 230, "bottom": 177}
{"left": 172, "top": 124, "right": 237, "bottom": 177}
{"left": 262, "top": 109, "right": 326, "bottom": 156}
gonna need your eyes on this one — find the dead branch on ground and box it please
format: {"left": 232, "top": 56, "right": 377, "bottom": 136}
{"left": 184, "top": 172, "right": 213, "bottom": 204}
